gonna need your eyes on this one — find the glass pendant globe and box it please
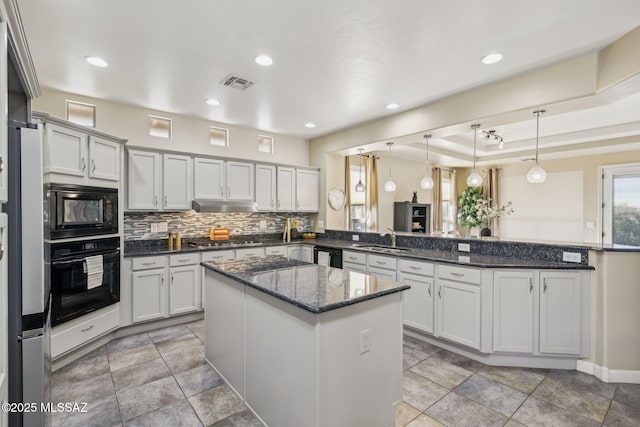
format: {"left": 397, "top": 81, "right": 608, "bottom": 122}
{"left": 466, "top": 170, "right": 483, "bottom": 187}
{"left": 384, "top": 178, "right": 396, "bottom": 192}
{"left": 355, "top": 179, "right": 365, "bottom": 192}
{"left": 526, "top": 164, "right": 547, "bottom": 183}
{"left": 420, "top": 175, "right": 434, "bottom": 189}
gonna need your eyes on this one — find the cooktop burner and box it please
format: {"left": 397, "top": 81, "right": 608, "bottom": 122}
{"left": 186, "top": 238, "right": 263, "bottom": 248}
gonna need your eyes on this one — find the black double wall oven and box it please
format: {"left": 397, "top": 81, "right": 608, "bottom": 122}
{"left": 45, "top": 184, "right": 120, "bottom": 326}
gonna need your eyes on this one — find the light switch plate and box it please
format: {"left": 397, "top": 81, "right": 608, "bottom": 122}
{"left": 150, "top": 223, "right": 158, "bottom": 233}
{"left": 259, "top": 220, "right": 267, "bottom": 230}
{"left": 562, "top": 252, "right": 581, "bottom": 263}
{"left": 352, "top": 235, "right": 360, "bottom": 241}
{"left": 458, "top": 243, "right": 470, "bottom": 252}
{"left": 158, "top": 222, "right": 168, "bottom": 232}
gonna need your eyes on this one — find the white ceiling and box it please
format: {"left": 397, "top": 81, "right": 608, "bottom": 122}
{"left": 15, "top": 0, "right": 640, "bottom": 164}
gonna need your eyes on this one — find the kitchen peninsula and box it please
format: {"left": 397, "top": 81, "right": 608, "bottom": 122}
{"left": 202, "top": 257, "right": 409, "bottom": 427}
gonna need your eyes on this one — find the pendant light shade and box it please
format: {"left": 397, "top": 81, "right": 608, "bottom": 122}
{"left": 384, "top": 142, "right": 396, "bottom": 192}
{"left": 420, "top": 134, "right": 434, "bottom": 189}
{"left": 466, "top": 124, "right": 483, "bottom": 187}
{"left": 355, "top": 148, "right": 365, "bottom": 192}
{"left": 527, "top": 109, "right": 547, "bottom": 184}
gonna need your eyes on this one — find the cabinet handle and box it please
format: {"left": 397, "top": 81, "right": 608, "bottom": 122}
{"left": 81, "top": 157, "right": 86, "bottom": 171}
{"left": 81, "top": 325, "right": 94, "bottom": 333}
{"left": 271, "top": 200, "right": 275, "bottom": 208}
{"left": 428, "top": 284, "right": 431, "bottom": 297}
{"left": 438, "top": 286, "right": 441, "bottom": 299}
{"left": 376, "top": 260, "right": 387, "bottom": 265}
{"left": 227, "top": 186, "right": 231, "bottom": 197}
{"left": 154, "top": 196, "right": 158, "bottom": 206}
{"left": 212, "top": 255, "right": 223, "bottom": 259}
{"left": 91, "top": 159, "right": 96, "bottom": 172}
{"left": 171, "top": 273, "right": 174, "bottom": 283}
{"left": 409, "top": 265, "right": 421, "bottom": 271}
{"left": 0, "top": 156, "right": 4, "bottom": 173}
{"left": 529, "top": 278, "right": 533, "bottom": 293}
{"left": 0, "top": 245, "right": 4, "bottom": 261}
{"left": 543, "top": 278, "right": 547, "bottom": 293}
{"left": 142, "top": 262, "right": 155, "bottom": 266}
{"left": 450, "top": 272, "right": 464, "bottom": 277}
{"left": 177, "top": 258, "right": 190, "bottom": 263}
{"left": 349, "top": 256, "right": 357, "bottom": 261}
{"left": 219, "top": 187, "right": 224, "bottom": 197}
{"left": 161, "top": 276, "right": 164, "bottom": 286}
{"left": 164, "top": 195, "right": 168, "bottom": 207}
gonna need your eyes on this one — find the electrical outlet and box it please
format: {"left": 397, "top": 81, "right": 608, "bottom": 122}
{"left": 562, "top": 252, "right": 581, "bottom": 263}
{"left": 458, "top": 255, "right": 471, "bottom": 263}
{"left": 359, "top": 329, "right": 371, "bottom": 354}
{"left": 318, "top": 220, "right": 324, "bottom": 228}
{"left": 158, "top": 222, "right": 168, "bottom": 232}
{"left": 352, "top": 235, "right": 360, "bottom": 241}
{"left": 458, "top": 243, "right": 470, "bottom": 252}
{"left": 150, "top": 223, "right": 158, "bottom": 233}
{"left": 586, "top": 222, "right": 595, "bottom": 229}
{"left": 259, "top": 220, "right": 267, "bottom": 230}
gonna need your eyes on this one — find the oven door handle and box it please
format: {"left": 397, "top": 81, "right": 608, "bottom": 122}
{"left": 51, "top": 250, "right": 120, "bottom": 266}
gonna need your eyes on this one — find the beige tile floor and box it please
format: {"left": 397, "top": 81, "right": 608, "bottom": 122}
{"left": 51, "top": 321, "right": 640, "bottom": 426}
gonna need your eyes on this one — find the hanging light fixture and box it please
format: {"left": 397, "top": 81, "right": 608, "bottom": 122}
{"left": 527, "top": 109, "right": 547, "bottom": 184}
{"left": 384, "top": 142, "right": 396, "bottom": 192}
{"left": 420, "top": 134, "right": 434, "bottom": 189}
{"left": 466, "top": 124, "right": 483, "bottom": 187}
{"left": 355, "top": 148, "right": 365, "bottom": 192}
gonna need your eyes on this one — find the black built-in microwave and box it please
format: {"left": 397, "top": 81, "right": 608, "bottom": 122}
{"left": 45, "top": 183, "right": 118, "bottom": 239}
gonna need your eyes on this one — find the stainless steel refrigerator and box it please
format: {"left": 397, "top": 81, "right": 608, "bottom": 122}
{"left": 6, "top": 120, "right": 49, "bottom": 427}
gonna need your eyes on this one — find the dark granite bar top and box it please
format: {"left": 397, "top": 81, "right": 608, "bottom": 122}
{"left": 202, "top": 256, "right": 409, "bottom": 314}
{"left": 124, "top": 238, "right": 311, "bottom": 257}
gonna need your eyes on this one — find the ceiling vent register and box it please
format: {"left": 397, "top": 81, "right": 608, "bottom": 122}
{"left": 220, "top": 75, "right": 254, "bottom": 90}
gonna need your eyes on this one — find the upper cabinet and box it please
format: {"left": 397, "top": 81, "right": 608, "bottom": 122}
{"left": 35, "top": 113, "right": 126, "bottom": 188}
{"left": 226, "top": 161, "right": 254, "bottom": 201}
{"left": 296, "top": 169, "right": 319, "bottom": 212}
{"left": 193, "top": 158, "right": 254, "bottom": 202}
{"left": 277, "top": 167, "right": 295, "bottom": 211}
{"left": 128, "top": 150, "right": 192, "bottom": 211}
{"left": 255, "top": 164, "right": 276, "bottom": 211}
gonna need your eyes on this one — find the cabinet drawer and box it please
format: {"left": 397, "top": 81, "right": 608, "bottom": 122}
{"left": 343, "top": 250, "right": 366, "bottom": 265}
{"left": 368, "top": 266, "right": 397, "bottom": 280}
{"left": 235, "top": 247, "right": 265, "bottom": 258}
{"left": 398, "top": 258, "right": 434, "bottom": 276}
{"left": 266, "top": 246, "right": 287, "bottom": 256}
{"left": 438, "top": 264, "right": 481, "bottom": 284}
{"left": 51, "top": 305, "right": 119, "bottom": 358}
{"left": 368, "top": 254, "right": 397, "bottom": 270}
{"left": 169, "top": 253, "right": 200, "bottom": 267}
{"left": 342, "top": 262, "right": 367, "bottom": 274}
{"left": 202, "top": 250, "right": 235, "bottom": 262}
{"left": 132, "top": 256, "right": 166, "bottom": 271}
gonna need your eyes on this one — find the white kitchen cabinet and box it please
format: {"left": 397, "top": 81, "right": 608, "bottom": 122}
{"left": 50, "top": 305, "right": 119, "bottom": 358}
{"left": 256, "top": 164, "right": 276, "bottom": 211}
{"left": 132, "top": 268, "right": 167, "bottom": 322}
{"left": 201, "top": 250, "right": 235, "bottom": 262}
{"left": 367, "top": 254, "right": 397, "bottom": 280}
{"left": 398, "top": 259, "right": 435, "bottom": 334}
{"left": 295, "top": 169, "right": 319, "bottom": 211}
{"left": 287, "top": 245, "right": 313, "bottom": 263}
{"left": 235, "top": 247, "right": 266, "bottom": 258}
{"left": 436, "top": 265, "right": 481, "bottom": 350}
{"left": 493, "top": 271, "right": 534, "bottom": 353}
{"left": 265, "top": 245, "right": 287, "bottom": 256}
{"left": 169, "top": 264, "right": 200, "bottom": 315}
{"left": 163, "top": 154, "right": 192, "bottom": 210}
{"left": 277, "top": 167, "right": 295, "bottom": 211}
{"left": 342, "top": 250, "right": 367, "bottom": 273}
{"left": 539, "top": 271, "right": 582, "bottom": 355}
{"left": 227, "top": 161, "right": 254, "bottom": 200}
{"left": 40, "top": 119, "right": 123, "bottom": 185}
{"left": 194, "top": 157, "right": 225, "bottom": 200}
{"left": 128, "top": 150, "right": 192, "bottom": 210}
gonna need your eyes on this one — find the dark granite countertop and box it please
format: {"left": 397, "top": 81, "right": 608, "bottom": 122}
{"left": 202, "top": 256, "right": 409, "bottom": 314}
{"left": 123, "top": 239, "right": 314, "bottom": 257}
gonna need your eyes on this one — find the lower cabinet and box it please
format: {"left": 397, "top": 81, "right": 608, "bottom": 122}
{"left": 493, "top": 271, "right": 534, "bottom": 353}
{"left": 342, "top": 250, "right": 367, "bottom": 274}
{"left": 132, "top": 268, "right": 167, "bottom": 322}
{"left": 436, "top": 279, "right": 481, "bottom": 350}
{"left": 286, "top": 245, "right": 313, "bottom": 263}
{"left": 168, "top": 254, "right": 201, "bottom": 315}
{"left": 539, "top": 271, "right": 582, "bottom": 355}
{"left": 367, "top": 254, "right": 397, "bottom": 280}
{"left": 399, "top": 272, "right": 434, "bottom": 334}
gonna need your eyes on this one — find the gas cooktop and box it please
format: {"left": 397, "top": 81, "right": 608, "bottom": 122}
{"left": 186, "top": 238, "right": 263, "bottom": 249}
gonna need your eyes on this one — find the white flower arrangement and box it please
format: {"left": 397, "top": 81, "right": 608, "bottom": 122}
{"left": 475, "top": 198, "right": 514, "bottom": 228}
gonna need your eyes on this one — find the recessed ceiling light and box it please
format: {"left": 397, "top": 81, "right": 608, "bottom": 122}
{"left": 385, "top": 103, "right": 400, "bottom": 110}
{"left": 85, "top": 56, "right": 108, "bottom": 67}
{"left": 305, "top": 122, "right": 316, "bottom": 128}
{"left": 206, "top": 98, "right": 221, "bottom": 106}
{"left": 255, "top": 55, "right": 273, "bottom": 66}
{"left": 481, "top": 53, "right": 503, "bottom": 65}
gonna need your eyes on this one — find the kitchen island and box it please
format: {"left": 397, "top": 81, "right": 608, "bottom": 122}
{"left": 202, "top": 256, "right": 409, "bottom": 427}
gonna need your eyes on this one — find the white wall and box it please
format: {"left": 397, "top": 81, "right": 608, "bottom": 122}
{"left": 32, "top": 87, "right": 310, "bottom": 166}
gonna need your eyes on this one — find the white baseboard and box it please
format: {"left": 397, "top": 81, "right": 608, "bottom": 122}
{"left": 577, "top": 360, "right": 640, "bottom": 384}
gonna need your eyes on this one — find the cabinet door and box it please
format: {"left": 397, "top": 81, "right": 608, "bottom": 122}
{"left": 0, "top": 214, "right": 8, "bottom": 420}
{"left": 255, "top": 164, "right": 276, "bottom": 210}
{"left": 227, "top": 161, "right": 254, "bottom": 200}
{"left": 132, "top": 269, "right": 166, "bottom": 322}
{"left": 169, "top": 265, "right": 200, "bottom": 315}
{"left": 301, "top": 246, "right": 313, "bottom": 263}
{"left": 235, "top": 247, "right": 266, "bottom": 258}
{"left": 163, "top": 154, "right": 192, "bottom": 210}
{"left": 277, "top": 167, "right": 295, "bottom": 211}
{"left": 436, "top": 279, "right": 481, "bottom": 350}
{"left": 43, "top": 123, "right": 88, "bottom": 177}
{"left": 366, "top": 266, "right": 397, "bottom": 280}
{"left": 286, "top": 245, "right": 302, "bottom": 261}
{"left": 342, "top": 262, "right": 367, "bottom": 274}
{"left": 266, "top": 245, "right": 287, "bottom": 256}
{"left": 128, "top": 150, "right": 161, "bottom": 210}
{"left": 194, "top": 157, "right": 225, "bottom": 200}
{"left": 295, "top": 169, "right": 319, "bottom": 211}
{"left": 88, "top": 136, "right": 120, "bottom": 181}
{"left": 539, "top": 271, "right": 581, "bottom": 355}
{"left": 493, "top": 271, "right": 534, "bottom": 353}
{"left": 399, "top": 272, "right": 434, "bottom": 334}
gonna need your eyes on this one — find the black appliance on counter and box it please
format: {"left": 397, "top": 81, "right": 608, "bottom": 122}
{"left": 47, "top": 237, "right": 120, "bottom": 326}
{"left": 6, "top": 120, "right": 50, "bottom": 427}
{"left": 313, "top": 245, "right": 343, "bottom": 268}
{"left": 45, "top": 183, "right": 118, "bottom": 239}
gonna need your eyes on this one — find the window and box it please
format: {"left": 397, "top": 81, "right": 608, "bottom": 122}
{"left": 66, "top": 100, "right": 96, "bottom": 127}
{"left": 149, "top": 115, "right": 172, "bottom": 139}
{"left": 258, "top": 135, "right": 273, "bottom": 153}
{"left": 602, "top": 163, "right": 640, "bottom": 246}
{"left": 210, "top": 126, "right": 228, "bottom": 147}
{"left": 349, "top": 164, "right": 366, "bottom": 230}
{"left": 441, "top": 173, "right": 456, "bottom": 233}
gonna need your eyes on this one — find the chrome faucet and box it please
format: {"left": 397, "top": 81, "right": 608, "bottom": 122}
{"left": 386, "top": 227, "right": 397, "bottom": 248}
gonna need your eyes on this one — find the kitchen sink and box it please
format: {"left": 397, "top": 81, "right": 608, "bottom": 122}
{"left": 351, "top": 244, "right": 410, "bottom": 254}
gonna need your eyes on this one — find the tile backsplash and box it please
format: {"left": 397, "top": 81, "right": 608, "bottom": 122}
{"left": 124, "top": 211, "right": 311, "bottom": 240}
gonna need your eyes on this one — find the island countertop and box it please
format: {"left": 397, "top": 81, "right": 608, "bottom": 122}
{"left": 202, "top": 256, "right": 409, "bottom": 314}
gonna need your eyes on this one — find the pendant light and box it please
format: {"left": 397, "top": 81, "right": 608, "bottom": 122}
{"left": 466, "top": 124, "right": 483, "bottom": 187}
{"left": 420, "top": 134, "right": 434, "bottom": 189}
{"left": 384, "top": 142, "right": 396, "bottom": 192}
{"left": 527, "top": 109, "right": 547, "bottom": 184}
{"left": 355, "top": 148, "right": 365, "bottom": 192}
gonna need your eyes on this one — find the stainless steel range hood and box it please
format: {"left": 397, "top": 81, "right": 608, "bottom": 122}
{"left": 192, "top": 200, "right": 258, "bottom": 213}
